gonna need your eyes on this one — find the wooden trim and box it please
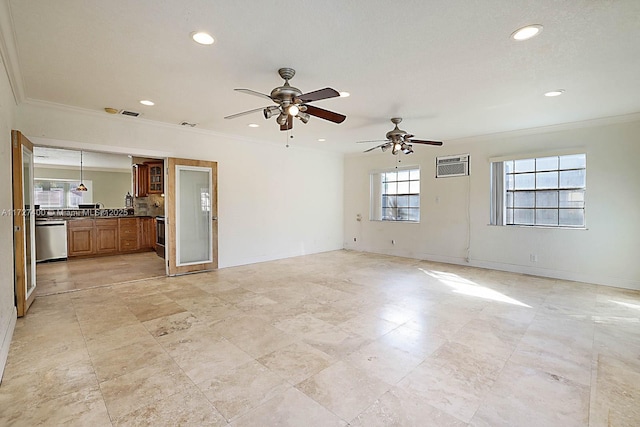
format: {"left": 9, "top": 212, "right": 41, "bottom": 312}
{"left": 167, "top": 158, "right": 218, "bottom": 276}
{"left": 11, "top": 130, "right": 35, "bottom": 317}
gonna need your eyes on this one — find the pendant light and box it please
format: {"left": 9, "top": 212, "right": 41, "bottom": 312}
{"left": 76, "top": 150, "right": 88, "bottom": 191}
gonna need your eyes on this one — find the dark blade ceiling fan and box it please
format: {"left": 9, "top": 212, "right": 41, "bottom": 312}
{"left": 224, "top": 68, "right": 347, "bottom": 131}
{"left": 357, "top": 117, "right": 443, "bottom": 154}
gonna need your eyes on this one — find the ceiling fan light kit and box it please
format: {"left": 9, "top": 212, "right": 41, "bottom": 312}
{"left": 225, "top": 67, "right": 346, "bottom": 132}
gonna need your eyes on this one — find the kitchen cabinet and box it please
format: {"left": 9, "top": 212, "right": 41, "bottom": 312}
{"left": 118, "top": 217, "right": 139, "bottom": 252}
{"left": 67, "top": 217, "right": 155, "bottom": 258}
{"left": 139, "top": 217, "right": 155, "bottom": 249}
{"left": 147, "top": 162, "right": 164, "bottom": 194}
{"left": 67, "top": 219, "right": 95, "bottom": 257}
{"left": 95, "top": 219, "right": 118, "bottom": 254}
{"left": 133, "top": 161, "right": 163, "bottom": 197}
{"left": 133, "top": 163, "right": 149, "bottom": 197}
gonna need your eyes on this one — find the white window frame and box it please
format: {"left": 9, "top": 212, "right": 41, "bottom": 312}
{"left": 490, "top": 152, "right": 586, "bottom": 228}
{"left": 370, "top": 166, "right": 421, "bottom": 223}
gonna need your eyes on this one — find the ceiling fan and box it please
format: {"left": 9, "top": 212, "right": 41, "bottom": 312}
{"left": 358, "top": 117, "right": 443, "bottom": 154}
{"left": 224, "top": 67, "right": 347, "bottom": 131}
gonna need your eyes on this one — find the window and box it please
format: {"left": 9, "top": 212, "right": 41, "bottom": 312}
{"left": 491, "top": 154, "right": 586, "bottom": 227}
{"left": 34, "top": 179, "right": 93, "bottom": 209}
{"left": 370, "top": 167, "right": 420, "bottom": 222}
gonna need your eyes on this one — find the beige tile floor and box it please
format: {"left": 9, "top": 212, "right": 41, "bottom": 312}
{"left": 36, "top": 252, "right": 167, "bottom": 296}
{"left": 1, "top": 250, "right": 639, "bottom": 426}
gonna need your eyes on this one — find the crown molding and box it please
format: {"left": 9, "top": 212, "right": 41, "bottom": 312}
{"left": 445, "top": 111, "right": 640, "bottom": 145}
{"left": 20, "top": 98, "right": 343, "bottom": 157}
{"left": 345, "top": 111, "right": 640, "bottom": 158}
{"left": 0, "top": 0, "right": 24, "bottom": 104}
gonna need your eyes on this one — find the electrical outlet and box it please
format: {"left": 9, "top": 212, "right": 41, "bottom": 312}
{"left": 530, "top": 254, "right": 538, "bottom": 262}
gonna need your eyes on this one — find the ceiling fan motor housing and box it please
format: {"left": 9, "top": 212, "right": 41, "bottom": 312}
{"left": 270, "top": 84, "right": 302, "bottom": 106}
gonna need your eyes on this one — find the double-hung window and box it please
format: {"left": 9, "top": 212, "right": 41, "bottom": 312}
{"left": 370, "top": 167, "right": 420, "bottom": 222}
{"left": 491, "top": 154, "right": 586, "bottom": 227}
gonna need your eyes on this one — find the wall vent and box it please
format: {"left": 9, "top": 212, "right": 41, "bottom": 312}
{"left": 120, "top": 110, "right": 140, "bottom": 117}
{"left": 436, "top": 154, "right": 469, "bottom": 178}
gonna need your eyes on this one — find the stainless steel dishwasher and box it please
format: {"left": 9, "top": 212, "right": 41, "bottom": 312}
{"left": 35, "top": 220, "right": 68, "bottom": 262}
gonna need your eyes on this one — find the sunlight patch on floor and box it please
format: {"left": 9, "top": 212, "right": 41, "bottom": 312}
{"left": 419, "top": 268, "right": 531, "bottom": 308}
{"left": 609, "top": 300, "right": 640, "bottom": 311}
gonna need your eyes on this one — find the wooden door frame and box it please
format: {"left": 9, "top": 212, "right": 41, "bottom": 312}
{"left": 166, "top": 158, "right": 218, "bottom": 276}
{"left": 12, "top": 130, "right": 36, "bottom": 316}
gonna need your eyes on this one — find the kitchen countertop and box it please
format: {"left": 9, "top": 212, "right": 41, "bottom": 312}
{"left": 37, "top": 215, "right": 155, "bottom": 221}
{"left": 35, "top": 208, "right": 158, "bottom": 220}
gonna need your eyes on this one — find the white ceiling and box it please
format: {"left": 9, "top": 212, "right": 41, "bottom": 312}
{"left": 6, "top": 0, "right": 640, "bottom": 153}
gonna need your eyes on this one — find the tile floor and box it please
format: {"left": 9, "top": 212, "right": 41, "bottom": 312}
{"left": 36, "top": 251, "right": 166, "bottom": 296}
{"left": 1, "top": 250, "right": 639, "bottom": 426}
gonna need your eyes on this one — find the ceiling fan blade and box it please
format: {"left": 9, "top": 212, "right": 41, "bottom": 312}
{"left": 224, "top": 106, "right": 269, "bottom": 120}
{"left": 234, "top": 88, "right": 274, "bottom": 101}
{"left": 298, "top": 88, "right": 340, "bottom": 103}
{"left": 364, "top": 143, "right": 388, "bottom": 153}
{"left": 304, "top": 105, "right": 346, "bottom": 124}
{"left": 356, "top": 139, "right": 389, "bottom": 144}
{"left": 280, "top": 115, "right": 293, "bottom": 131}
{"left": 409, "top": 139, "right": 444, "bottom": 146}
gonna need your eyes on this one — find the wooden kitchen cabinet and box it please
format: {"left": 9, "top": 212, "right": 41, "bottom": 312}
{"left": 139, "top": 217, "right": 155, "bottom": 249}
{"left": 147, "top": 162, "right": 163, "bottom": 194}
{"left": 67, "top": 219, "right": 95, "bottom": 257}
{"left": 133, "top": 163, "right": 149, "bottom": 197}
{"left": 118, "top": 217, "right": 139, "bottom": 252}
{"left": 133, "top": 162, "right": 163, "bottom": 196}
{"left": 95, "top": 219, "right": 118, "bottom": 254}
{"left": 67, "top": 217, "right": 155, "bottom": 258}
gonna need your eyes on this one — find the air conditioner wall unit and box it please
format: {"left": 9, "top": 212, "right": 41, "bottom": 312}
{"left": 436, "top": 154, "right": 469, "bottom": 178}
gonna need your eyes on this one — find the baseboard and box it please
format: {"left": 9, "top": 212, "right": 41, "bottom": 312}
{"left": 345, "top": 247, "right": 640, "bottom": 291}
{"left": 467, "top": 259, "right": 640, "bottom": 291}
{"left": 0, "top": 306, "right": 17, "bottom": 384}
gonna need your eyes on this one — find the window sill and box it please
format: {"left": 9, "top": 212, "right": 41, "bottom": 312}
{"left": 372, "top": 220, "right": 421, "bottom": 224}
{"left": 487, "top": 224, "right": 588, "bottom": 230}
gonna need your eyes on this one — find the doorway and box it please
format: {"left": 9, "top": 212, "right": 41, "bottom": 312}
{"left": 16, "top": 139, "right": 220, "bottom": 306}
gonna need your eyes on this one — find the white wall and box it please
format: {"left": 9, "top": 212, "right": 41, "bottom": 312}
{"left": 16, "top": 101, "right": 344, "bottom": 268}
{"left": 344, "top": 116, "right": 640, "bottom": 290}
{"left": 0, "top": 55, "right": 17, "bottom": 381}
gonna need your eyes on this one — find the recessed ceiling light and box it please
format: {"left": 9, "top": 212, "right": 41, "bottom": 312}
{"left": 339, "top": 91, "right": 350, "bottom": 97}
{"left": 139, "top": 100, "right": 155, "bottom": 106}
{"left": 544, "top": 90, "right": 565, "bottom": 97}
{"left": 511, "top": 24, "right": 543, "bottom": 41}
{"left": 318, "top": 138, "right": 326, "bottom": 142}
{"left": 104, "top": 107, "right": 119, "bottom": 114}
{"left": 248, "top": 123, "right": 259, "bottom": 128}
{"left": 191, "top": 31, "right": 214, "bottom": 45}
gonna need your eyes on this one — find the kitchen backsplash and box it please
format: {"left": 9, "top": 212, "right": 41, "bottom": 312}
{"left": 134, "top": 193, "right": 164, "bottom": 217}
